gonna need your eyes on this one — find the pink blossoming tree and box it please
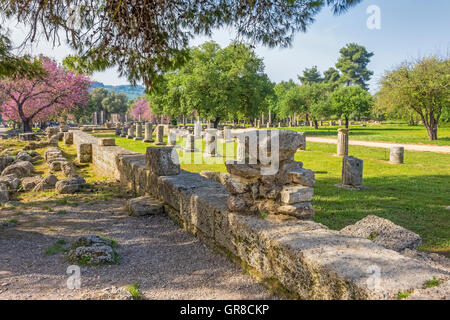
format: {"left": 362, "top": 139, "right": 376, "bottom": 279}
{"left": 130, "top": 97, "right": 156, "bottom": 122}
{"left": 0, "top": 57, "right": 91, "bottom": 132}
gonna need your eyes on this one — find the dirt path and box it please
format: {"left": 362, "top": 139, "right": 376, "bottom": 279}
{"left": 306, "top": 137, "right": 450, "bottom": 154}
{"left": 0, "top": 199, "right": 277, "bottom": 300}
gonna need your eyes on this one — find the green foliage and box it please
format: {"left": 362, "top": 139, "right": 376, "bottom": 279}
{"left": 323, "top": 67, "right": 341, "bottom": 85}
{"left": 423, "top": 278, "right": 440, "bottom": 289}
{"left": 336, "top": 43, "right": 374, "bottom": 90}
{"left": 298, "top": 66, "right": 323, "bottom": 85}
{"left": 149, "top": 41, "right": 272, "bottom": 125}
{"left": 376, "top": 56, "right": 449, "bottom": 140}
{"left": 329, "top": 86, "right": 373, "bottom": 127}
{"left": 397, "top": 291, "right": 412, "bottom": 299}
{"left": 125, "top": 283, "right": 142, "bottom": 300}
{"left": 45, "top": 240, "right": 68, "bottom": 255}
{"left": 0, "top": 30, "right": 45, "bottom": 79}
{"left": 2, "top": 1, "right": 362, "bottom": 88}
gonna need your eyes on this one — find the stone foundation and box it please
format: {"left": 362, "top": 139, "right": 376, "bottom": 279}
{"left": 70, "top": 130, "right": 449, "bottom": 300}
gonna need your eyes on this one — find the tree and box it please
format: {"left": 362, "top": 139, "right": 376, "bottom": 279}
{"left": 298, "top": 66, "right": 323, "bottom": 85}
{"left": 323, "top": 67, "right": 341, "bottom": 86}
{"left": 277, "top": 85, "right": 307, "bottom": 119}
{"left": 1, "top": 0, "right": 362, "bottom": 90}
{"left": 0, "top": 27, "right": 44, "bottom": 79}
{"left": 376, "top": 56, "right": 449, "bottom": 140}
{"left": 329, "top": 86, "right": 373, "bottom": 128}
{"left": 101, "top": 91, "right": 128, "bottom": 114}
{"left": 302, "top": 83, "right": 332, "bottom": 129}
{"left": 336, "top": 43, "right": 374, "bottom": 90}
{"left": 89, "top": 88, "right": 109, "bottom": 112}
{"left": 130, "top": 97, "right": 156, "bottom": 122}
{"left": 149, "top": 41, "right": 271, "bottom": 127}
{"left": 0, "top": 57, "right": 90, "bottom": 132}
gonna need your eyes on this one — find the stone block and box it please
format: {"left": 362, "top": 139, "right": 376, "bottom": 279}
{"left": 280, "top": 185, "right": 314, "bottom": 204}
{"left": 77, "top": 143, "right": 92, "bottom": 163}
{"left": 127, "top": 196, "right": 164, "bottom": 216}
{"left": 340, "top": 215, "right": 422, "bottom": 252}
{"left": 145, "top": 147, "right": 180, "bottom": 176}
{"left": 277, "top": 202, "right": 314, "bottom": 219}
{"left": 98, "top": 138, "right": 116, "bottom": 146}
{"left": 288, "top": 168, "right": 315, "bottom": 187}
{"left": 342, "top": 156, "right": 363, "bottom": 187}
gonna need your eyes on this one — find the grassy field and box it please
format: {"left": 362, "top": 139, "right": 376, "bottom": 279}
{"left": 273, "top": 122, "right": 450, "bottom": 146}
{"left": 92, "top": 131, "right": 450, "bottom": 255}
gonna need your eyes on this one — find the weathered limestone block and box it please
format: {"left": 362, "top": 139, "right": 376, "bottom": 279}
{"left": 0, "top": 156, "right": 15, "bottom": 171}
{"left": 18, "top": 133, "right": 35, "bottom": 141}
{"left": 223, "top": 175, "right": 258, "bottom": 195}
{"left": 127, "top": 127, "right": 134, "bottom": 139}
{"left": 297, "top": 132, "right": 306, "bottom": 150}
{"left": 183, "top": 134, "right": 196, "bottom": 152}
{"left": 341, "top": 215, "right": 422, "bottom": 252}
{"left": 337, "top": 128, "right": 350, "bottom": 157}
{"left": 0, "top": 184, "right": 9, "bottom": 202}
{"left": 143, "top": 123, "right": 154, "bottom": 142}
{"left": 77, "top": 143, "right": 92, "bottom": 163}
{"left": 390, "top": 146, "right": 404, "bottom": 164}
{"left": 167, "top": 130, "right": 177, "bottom": 146}
{"left": 145, "top": 147, "right": 180, "bottom": 176}
{"left": 127, "top": 196, "right": 164, "bottom": 216}
{"left": 46, "top": 156, "right": 67, "bottom": 164}
{"left": 204, "top": 129, "right": 218, "bottom": 157}
{"left": 155, "top": 125, "right": 166, "bottom": 145}
{"left": 44, "top": 148, "right": 62, "bottom": 161}
{"left": 1, "top": 161, "right": 33, "bottom": 178}
{"left": 33, "top": 174, "right": 58, "bottom": 191}
{"left": 0, "top": 174, "right": 20, "bottom": 190}
{"left": 280, "top": 185, "right": 314, "bottom": 204}
{"left": 55, "top": 175, "right": 86, "bottom": 194}
{"left": 277, "top": 202, "right": 314, "bottom": 219}
{"left": 21, "top": 176, "right": 42, "bottom": 191}
{"left": 342, "top": 156, "right": 363, "bottom": 187}
{"left": 133, "top": 123, "right": 143, "bottom": 140}
{"left": 49, "top": 161, "right": 64, "bottom": 172}
{"left": 61, "top": 162, "right": 76, "bottom": 177}
{"left": 68, "top": 245, "right": 114, "bottom": 265}
{"left": 15, "top": 151, "right": 32, "bottom": 163}
{"left": 288, "top": 168, "right": 315, "bottom": 187}
{"left": 98, "top": 138, "right": 116, "bottom": 146}
{"left": 225, "top": 161, "right": 261, "bottom": 179}
{"left": 120, "top": 126, "right": 127, "bottom": 138}
{"left": 63, "top": 132, "right": 73, "bottom": 145}
{"left": 194, "top": 121, "right": 202, "bottom": 139}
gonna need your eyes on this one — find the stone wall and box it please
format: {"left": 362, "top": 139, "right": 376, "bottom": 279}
{"left": 71, "top": 130, "right": 448, "bottom": 300}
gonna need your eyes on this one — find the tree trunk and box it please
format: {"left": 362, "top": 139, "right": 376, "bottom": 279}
{"left": 213, "top": 117, "right": 220, "bottom": 128}
{"left": 425, "top": 124, "right": 438, "bottom": 140}
{"left": 345, "top": 116, "right": 349, "bottom": 129}
{"left": 23, "top": 119, "right": 33, "bottom": 133}
{"left": 314, "top": 120, "right": 318, "bottom": 130}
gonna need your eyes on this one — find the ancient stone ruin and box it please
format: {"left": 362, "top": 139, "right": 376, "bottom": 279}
{"left": 224, "top": 130, "right": 314, "bottom": 219}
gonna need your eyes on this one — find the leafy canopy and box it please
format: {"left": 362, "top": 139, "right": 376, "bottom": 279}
{"left": 0, "top": 0, "right": 362, "bottom": 88}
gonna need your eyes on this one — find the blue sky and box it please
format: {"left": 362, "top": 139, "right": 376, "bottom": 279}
{"left": 6, "top": 0, "right": 450, "bottom": 93}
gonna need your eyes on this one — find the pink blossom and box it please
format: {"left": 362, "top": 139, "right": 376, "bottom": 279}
{"left": 0, "top": 57, "right": 91, "bottom": 131}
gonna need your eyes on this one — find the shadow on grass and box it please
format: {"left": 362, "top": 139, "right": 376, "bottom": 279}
{"left": 313, "top": 174, "right": 450, "bottom": 256}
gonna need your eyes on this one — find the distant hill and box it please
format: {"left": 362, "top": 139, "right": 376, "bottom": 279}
{"left": 90, "top": 82, "right": 145, "bottom": 100}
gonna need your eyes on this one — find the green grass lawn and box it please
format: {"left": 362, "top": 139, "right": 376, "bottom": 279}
{"left": 92, "top": 132, "right": 450, "bottom": 255}
{"left": 274, "top": 122, "right": 450, "bottom": 146}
